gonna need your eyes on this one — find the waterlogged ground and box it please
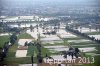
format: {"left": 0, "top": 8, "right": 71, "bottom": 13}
{"left": 0, "top": 24, "right": 100, "bottom": 66}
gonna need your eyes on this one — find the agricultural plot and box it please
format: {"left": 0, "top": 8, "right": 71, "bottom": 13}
{"left": 0, "top": 25, "right": 100, "bottom": 66}
{"left": 71, "top": 27, "right": 100, "bottom": 59}
{"left": 74, "top": 27, "right": 97, "bottom": 33}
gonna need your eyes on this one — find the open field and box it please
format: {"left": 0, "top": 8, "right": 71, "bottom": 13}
{"left": 0, "top": 35, "right": 10, "bottom": 47}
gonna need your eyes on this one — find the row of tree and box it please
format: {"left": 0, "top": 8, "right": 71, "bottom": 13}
{"left": 0, "top": 33, "right": 17, "bottom": 63}
{"left": 66, "top": 26, "right": 100, "bottom": 44}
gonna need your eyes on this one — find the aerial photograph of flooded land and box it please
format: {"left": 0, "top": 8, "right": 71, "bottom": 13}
{"left": 0, "top": 0, "right": 100, "bottom": 66}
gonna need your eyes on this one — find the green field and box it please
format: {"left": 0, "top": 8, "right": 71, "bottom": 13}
{"left": 0, "top": 35, "right": 10, "bottom": 47}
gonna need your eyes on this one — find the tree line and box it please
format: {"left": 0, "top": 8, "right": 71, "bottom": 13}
{"left": 0, "top": 33, "right": 17, "bottom": 64}
{"left": 66, "top": 26, "right": 100, "bottom": 44}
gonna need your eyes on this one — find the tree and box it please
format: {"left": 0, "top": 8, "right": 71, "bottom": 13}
{"left": 0, "top": 47, "right": 3, "bottom": 62}
{"left": 37, "top": 54, "right": 43, "bottom": 63}
{"left": 45, "top": 54, "right": 48, "bottom": 63}
{"left": 30, "top": 25, "right": 33, "bottom": 32}
{"left": 25, "top": 41, "right": 28, "bottom": 46}
{"left": 31, "top": 55, "right": 34, "bottom": 66}
{"left": 80, "top": 26, "right": 82, "bottom": 32}
{"left": 10, "top": 33, "right": 17, "bottom": 45}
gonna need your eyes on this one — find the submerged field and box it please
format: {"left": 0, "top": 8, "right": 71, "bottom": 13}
{"left": 0, "top": 25, "right": 100, "bottom": 66}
